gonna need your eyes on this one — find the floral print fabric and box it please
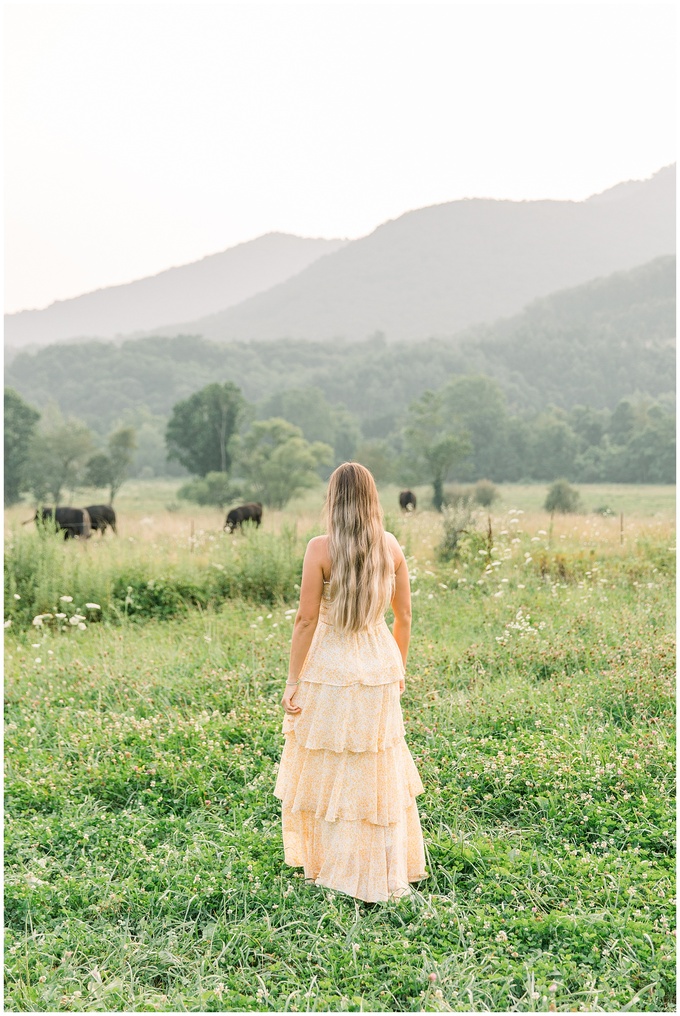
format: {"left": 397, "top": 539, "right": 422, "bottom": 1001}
{"left": 275, "top": 585, "right": 427, "bottom": 902}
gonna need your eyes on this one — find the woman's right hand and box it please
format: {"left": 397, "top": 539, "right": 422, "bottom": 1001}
{"left": 281, "top": 684, "right": 301, "bottom": 715}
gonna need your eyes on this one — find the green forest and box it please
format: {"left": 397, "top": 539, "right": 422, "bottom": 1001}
{"left": 5, "top": 256, "right": 675, "bottom": 499}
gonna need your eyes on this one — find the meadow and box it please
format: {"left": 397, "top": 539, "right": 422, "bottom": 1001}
{"left": 4, "top": 482, "right": 676, "bottom": 1012}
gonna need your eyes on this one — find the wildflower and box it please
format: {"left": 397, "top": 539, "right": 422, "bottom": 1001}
{"left": 60, "top": 595, "right": 73, "bottom": 603}
{"left": 85, "top": 603, "right": 101, "bottom": 610}
{"left": 531, "top": 991, "right": 539, "bottom": 1000}
{"left": 38, "top": 975, "right": 46, "bottom": 983}
{"left": 13, "top": 594, "right": 21, "bottom": 600}
{"left": 32, "top": 616, "right": 44, "bottom": 626}
{"left": 495, "top": 930, "right": 508, "bottom": 942}
{"left": 77, "top": 622, "right": 87, "bottom": 630}
{"left": 428, "top": 972, "right": 437, "bottom": 983}
{"left": 548, "top": 983, "right": 558, "bottom": 993}
{"left": 4, "top": 620, "right": 11, "bottom": 628}
{"left": 55, "top": 613, "right": 66, "bottom": 619}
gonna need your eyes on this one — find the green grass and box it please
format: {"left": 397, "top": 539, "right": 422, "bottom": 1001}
{"left": 4, "top": 497, "right": 676, "bottom": 1011}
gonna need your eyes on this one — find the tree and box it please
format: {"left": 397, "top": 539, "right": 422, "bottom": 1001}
{"left": 609, "top": 399, "right": 636, "bottom": 445}
{"left": 440, "top": 375, "right": 509, "bottom": 481}
{"left": 4, "top": 388, "right": 40, "bottom": 505}
{"left": 258, "top": 387, "right": 360, "bottom": 467}
{"left": 24, "top": 405, "right": 95, "bottom": 504}
{"left": 236, "top": 418, "right": 333, "bottom": 508}
{"left": 531, "top": 411, "right": 578, "bottom": 480}
{"left": 545, "top": 479, "right": 582, "bottom": 513}
{"left": 402, "top": 390, "right": 471, "bottom": 510}
{"left": 84, "top": 426, "right": 137, "bottom": 502}
{"left": 354, "top": 439, "right": 396, "bottom": 484}
{"left": 166, "top": 382, "right": 245, "bottom": 477}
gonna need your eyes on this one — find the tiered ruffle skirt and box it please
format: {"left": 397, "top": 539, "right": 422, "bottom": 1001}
{"left": 274, "top": 609, "right": 427, "bottom": 902}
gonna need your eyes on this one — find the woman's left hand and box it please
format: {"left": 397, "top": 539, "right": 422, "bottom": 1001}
{"left": 281, "top": 684, "right": 301, "bottom": 715}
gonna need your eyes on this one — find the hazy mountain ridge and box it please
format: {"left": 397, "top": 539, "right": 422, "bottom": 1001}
{"left": 5, "top": 166, "right": 674, "bottom": 354}
{"left": 149, "top": 165, "right": 675, "bottom": 344}
{"left": 4, "top": 233, "right": 348, "bottom": 350}
{"left": 6, "top": 256, "right": 674, "bottom": 437}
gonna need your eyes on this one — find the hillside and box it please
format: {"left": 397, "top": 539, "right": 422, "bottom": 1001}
{"left": 149, "top": 165, "right": 676, "bottom": 343}
{"left": 3, "top": 233, "right": 347, "bottom": 351}
{"left": 6, "top": 256, "right": 675, "bottom": 438}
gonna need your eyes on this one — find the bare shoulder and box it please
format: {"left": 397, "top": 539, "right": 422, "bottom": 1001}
{"left": 384, "top": 531, "right": 406, "bottom": 570}
{"left": 306, "top": 534, "right": 332, "bottom": 572}
{"left": 306, "top": 534, "right": 329, "bottom": 557}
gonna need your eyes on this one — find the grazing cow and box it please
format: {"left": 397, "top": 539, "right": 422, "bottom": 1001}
{"left": 24, "top": 506, "right": 92, "bottom": 540}
{"left": 224, "top": 502, "right": 263, "bottom": 533}
{"left": 85, "top": 504, "right": 117, "bottom": 536}
{"left": 399, "top": 490, "right": 417, "bottom": 512}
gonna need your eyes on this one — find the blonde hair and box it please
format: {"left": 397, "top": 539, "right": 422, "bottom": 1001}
{"left": 325, "top": 462, "right": 394, "bottom": 632}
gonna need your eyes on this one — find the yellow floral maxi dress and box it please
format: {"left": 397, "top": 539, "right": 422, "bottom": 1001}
{"left": 274, "top": 582, "right": 427, "bottom": 902}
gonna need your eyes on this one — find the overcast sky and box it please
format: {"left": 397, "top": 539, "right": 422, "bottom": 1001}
{"left": 4, "top": 2, "right": 676, "bottom": 314}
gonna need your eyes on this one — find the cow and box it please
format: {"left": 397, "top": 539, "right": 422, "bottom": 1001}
{"left": 399, "top": 490, "right": 417, "bottom": 512}
{"left": 85, "top": 504, "right": 118, "bottom": 536}
{"left": 23, "top": 506, "right": 92, "bottom": 540}
{"left": 224, "top": 502, "right": 263, "bottom": 533}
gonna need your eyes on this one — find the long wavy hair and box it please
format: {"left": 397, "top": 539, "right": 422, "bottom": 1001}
{"left": 325, "top": 462, "right": 393, "bottom": 632}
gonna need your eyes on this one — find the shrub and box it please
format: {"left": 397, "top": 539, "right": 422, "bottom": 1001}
{"left": 544, "top": 479, "right": 582, "bottom": 514}
{"left": 473, "top": 479, "right": 499, "bottom": 507}
{"left": 177, "top": 472, "right": 240, "bottom": 509}
{"left": 442, "top": 484, "right": 473, "bottom": 507}
{"left": 593, "top": 505, "right": 615, "bottom": 516}
{"left": 438, "top": 499, "right": 477, "bottom": 560}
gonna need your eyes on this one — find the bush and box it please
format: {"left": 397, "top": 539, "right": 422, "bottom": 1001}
{"left": 473, "top": 479, "right": 499, "bottom": 507}
{"left": 544, "top": 479, "right": 582, "bottom": 514}
{"left": 438, "top": 499, "right": 477, "bottom": 560}
{"left": 593, "top": 505, "right": 615, "bottom": 517}
{"left": 177, "top": 472, "right": 240, "bottom": 509}
{"left": 442, "top": 484, "right": 473, "bottom": 507}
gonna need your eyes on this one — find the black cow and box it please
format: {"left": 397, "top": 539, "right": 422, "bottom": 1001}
{"left": 24, "top": 507, "right": 92, "bottom": 540}
{"left": 224, "top": 502, "right": 263, "bottom": 533}
{"left": 85, "top": 504, "right": 117, "bottom": 536}
{"left": 399, "top": 490, "right": 417, "bottom": 512}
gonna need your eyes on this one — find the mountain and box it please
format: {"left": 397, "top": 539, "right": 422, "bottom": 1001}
{"left": 151, "top": 165, "right": 675, "bottom": 343}
{"left": 6, "top": 256, "right": 674, "bottom": 437}
{"left": 3, "top": 233, "right": 348, "bottom": 350}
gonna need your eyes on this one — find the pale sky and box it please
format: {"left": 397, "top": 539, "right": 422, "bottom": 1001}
{"left": 4, "top": 2, "right": 676, "bottom": 314}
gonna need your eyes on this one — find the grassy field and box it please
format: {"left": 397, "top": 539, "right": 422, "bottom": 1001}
{"left": 4, "top": 484, "right": 676, "bottom": 1011}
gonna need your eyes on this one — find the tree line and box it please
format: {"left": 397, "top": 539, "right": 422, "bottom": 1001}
{"left": 6, "top": 369, "right": 674, "bottom": 510}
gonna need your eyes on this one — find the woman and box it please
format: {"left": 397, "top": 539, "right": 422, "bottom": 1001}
{"left": 274, "top": 462, "right": 427, "bottom": 902}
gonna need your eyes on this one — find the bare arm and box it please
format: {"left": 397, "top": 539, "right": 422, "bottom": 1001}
{"left": 281, "top": 537, "right": 325, "bottom": 715}
{"left": 388, "top": 534, "right": 412, "bottom": 690}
